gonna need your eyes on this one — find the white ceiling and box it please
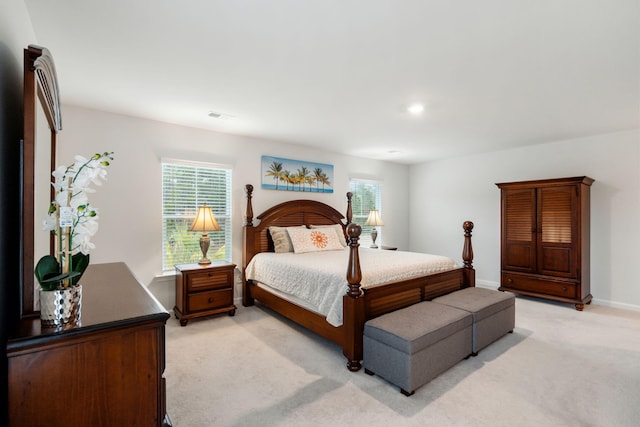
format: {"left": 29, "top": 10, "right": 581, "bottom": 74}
{"left": 24, "top": 0, "right": 640, "bottom": 164}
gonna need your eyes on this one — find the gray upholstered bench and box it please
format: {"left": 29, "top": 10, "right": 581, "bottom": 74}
{"left": 432, "top": 287, "right": 515, "bottom": 355}
{"left": 363, "top": 301, "right": 473, "bottom": 396}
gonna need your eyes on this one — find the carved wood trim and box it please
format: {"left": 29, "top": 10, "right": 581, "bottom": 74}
{"left": 21, "top": 45, "right": 62, "bottom": 319}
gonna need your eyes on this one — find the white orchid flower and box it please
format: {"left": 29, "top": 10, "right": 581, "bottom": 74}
{"left": 69, "top": 192, "right": 88, "bottom": 209}
{"left": 41, "top": 151, "right": 113, "bottom": 276}
{"left": 78, "top": 235, "right": 96, "bottom": 255}
{"left": 76, "top": 218, "right": 99, "bottom": 237}
{"left": 42, "top": 215, "right": 56, "bottom": 231}
{"left": 73, "top": 155, "right": 89, "bottom": 165}
{"left": 90, "top": 168, "right": 108, "bottom": 186}
{"left": 55, "top": 190, "right": 70, "bottom": 208}
{"left": 52, "top": 165, "right": 69, "bottom": 181}
{"left": 72, "top": 173, "right": 91, "bottom": 190}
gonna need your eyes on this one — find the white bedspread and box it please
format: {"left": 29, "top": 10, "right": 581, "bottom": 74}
{"left": 245, "top": 248, "right": 458, "bottom": 326}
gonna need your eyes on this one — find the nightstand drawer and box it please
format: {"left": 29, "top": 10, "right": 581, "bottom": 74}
{"left": 188, "top": 289, "right": 233, "bottom": 312}
{"left": 187, "top": 269, "right": 234, "bottom": 291}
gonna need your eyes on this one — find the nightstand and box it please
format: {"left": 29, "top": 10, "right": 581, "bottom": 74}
{"left": 174, "top": 261, "right": 236, "bottom": 326}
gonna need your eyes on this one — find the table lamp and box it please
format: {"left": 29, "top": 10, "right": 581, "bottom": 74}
{"left": 189, "top": 203, "right": 220, "bottom": 264}
{"left": 365, "top": 209, "right": 384, "bottom": 249}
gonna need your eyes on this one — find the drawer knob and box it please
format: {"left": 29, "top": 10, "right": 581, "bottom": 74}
{"left": 208, "top": 297, "right": 214, "bottom": 303}
{"left": 507, "top": 278, "right": 513, "bottom": 284}
{"left": 562, "top": 287, "right": 567, "bottom": 291}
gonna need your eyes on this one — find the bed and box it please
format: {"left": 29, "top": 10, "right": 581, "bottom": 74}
{"left": 242, "top": 184, "right": 475, "bottom": 371}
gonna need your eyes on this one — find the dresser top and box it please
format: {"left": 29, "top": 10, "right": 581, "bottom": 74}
{"left": 8, "top": 262, "right": 169, "bottom": 348}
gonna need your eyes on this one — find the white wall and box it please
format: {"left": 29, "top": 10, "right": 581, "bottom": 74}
{"left": 56, "top": 105, "right": 409, "bottom": 304}
{"left": 409, "top": 129, "right": 640, "bottom": 310}
{"left": 50, "top": 106, "right": 640, "bottom": 311}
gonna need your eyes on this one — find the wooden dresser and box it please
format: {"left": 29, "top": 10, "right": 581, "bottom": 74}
{"left": 497, "top": 177, "right": 594, "bottom": 310}
{"left": 7, "top": 262, "right": 171, "bottom": 426}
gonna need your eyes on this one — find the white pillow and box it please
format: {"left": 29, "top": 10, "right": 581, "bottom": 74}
{"left": 287, "top": 227, "right": 345, "bottom": 253}
{"left": 309, "top": 224, "right": 347, "bottom": 247}
{"left": 269, "top": 225, "right": 306, "bottom": 253}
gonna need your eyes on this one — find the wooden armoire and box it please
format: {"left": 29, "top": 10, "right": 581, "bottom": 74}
{"left": 496, "top": 176, "right": 594, "bottom": 310}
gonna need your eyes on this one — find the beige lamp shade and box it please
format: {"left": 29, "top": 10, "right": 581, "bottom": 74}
{"left": 189, "top": 203, "right": 220, "bottom": 264}
{"left": 365, "top": 209, "right": 384, "bottom": 248}
{"left": 189, "top": 204, "right": 221, "bottom": 233}
{"left": 365, "top": 210, "right": 384, "bottom": 227}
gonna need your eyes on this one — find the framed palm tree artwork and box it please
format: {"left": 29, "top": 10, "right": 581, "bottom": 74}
{"left": 261, "top": 155, "right": 334, "bottom": 193}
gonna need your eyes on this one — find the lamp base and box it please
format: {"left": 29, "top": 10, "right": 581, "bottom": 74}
{"left": 198, "top": 233, "right": 211, "bottom": 265}
{"left": 370, "top": 228, "right": 378, "bottom": 249}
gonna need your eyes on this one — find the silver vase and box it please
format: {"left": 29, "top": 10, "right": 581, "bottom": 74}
{"left": 40, "top": 285, "right": 82, "bottom": 329}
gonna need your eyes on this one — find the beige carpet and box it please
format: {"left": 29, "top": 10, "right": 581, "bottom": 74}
{"left": 165, "top": 296, "right": 640, "bottom": 426}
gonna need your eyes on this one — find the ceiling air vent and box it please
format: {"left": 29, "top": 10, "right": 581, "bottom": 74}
{"left": 208, "top": 111, "right": 235, "bottom": 120}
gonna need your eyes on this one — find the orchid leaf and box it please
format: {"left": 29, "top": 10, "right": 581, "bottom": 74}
{"left": 40, "top": 271, "right": 81, "bottom": 283}
{"left": 34, "top": 255, "right": 60, "bottom": 290}
{"left": 70, "top": 253, "right": 90, "bottom": 286}
{"left": 34, "top": 254, "right": 89, "bottom": 290}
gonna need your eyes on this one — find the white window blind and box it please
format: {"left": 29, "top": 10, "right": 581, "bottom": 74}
{"left": 162, "top": 161, "right": 232, "bottom": 270}
{"left": 349, "top": 179, "right": 382, "bottom": 247}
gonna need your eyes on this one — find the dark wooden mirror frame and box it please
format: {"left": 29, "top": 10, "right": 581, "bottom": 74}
{"left": 21, "top": 45, "right": 62, "bottom": 319}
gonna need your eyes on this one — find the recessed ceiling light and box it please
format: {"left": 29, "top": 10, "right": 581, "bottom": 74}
{"left": 407, "top": 103, "right": 425, "bottom": 115}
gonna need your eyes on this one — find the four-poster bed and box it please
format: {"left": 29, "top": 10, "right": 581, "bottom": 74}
{"left": 242, "top": 184, "right": 475, "bottom": 371}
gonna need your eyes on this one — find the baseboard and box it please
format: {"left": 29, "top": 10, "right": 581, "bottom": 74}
{"left": 591, "top": 298, "right": 640, "bottom": 312}
{"left": 476, "top": 279, "right": 499, "bottom": 290}
{"left": 476, "top": 279, "right": 640, "bottom": 312}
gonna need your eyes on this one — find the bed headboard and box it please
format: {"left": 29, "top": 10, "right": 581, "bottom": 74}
{"left": 242, "top": 184, "right": 352, "bottom": 268}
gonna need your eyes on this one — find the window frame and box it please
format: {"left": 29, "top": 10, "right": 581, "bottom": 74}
{"left": 161, "top": 159, "right": 232, "bottom": 271}
{"left": 349, "top": 178, "right": 382, "bottom": 247}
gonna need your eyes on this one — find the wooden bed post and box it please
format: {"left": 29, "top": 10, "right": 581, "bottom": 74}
{"left": 343, "top": 222, "right": 365, "bottom": 371}
{"left": 345, "top": 191, "right": 353, "bottom": 224}
{"left": 462, "top": 220, "right": 476, "bottom": 287}
{"left": 243, "top": 184, "right": 255, "bottom": 306}
{"left": 244, "top": 184, "right": 254, "bottom": 227}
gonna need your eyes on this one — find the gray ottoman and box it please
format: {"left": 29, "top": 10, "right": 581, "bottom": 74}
{"left": 363, "top": 301, "right": 473, "bottom": 396}
{"left": 433, "top": 287, "right": 515, "bottom": 355}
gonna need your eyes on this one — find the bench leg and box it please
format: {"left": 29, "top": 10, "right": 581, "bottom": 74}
{"left": 401, "top": 388, "right": 415, "bottom": 397}
{"left": 366, "top": 368, "right": 414, "bottom": 396}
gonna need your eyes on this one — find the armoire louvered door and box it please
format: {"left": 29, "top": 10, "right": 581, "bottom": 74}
{"left": 502, "top": 188, "right": 536, "bottom": 273}
{"left": 537, "top": 185, "right": 578, "bottom": 278}
{"left": 497, "top": 177, "right": 594, "bottom": 311}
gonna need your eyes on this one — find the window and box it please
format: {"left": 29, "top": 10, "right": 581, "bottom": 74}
{"left": 162, "top": 160, "right": 232, "bottom": 270}
{"left": 349, "top": 179, "right": 382, "bottom": 247}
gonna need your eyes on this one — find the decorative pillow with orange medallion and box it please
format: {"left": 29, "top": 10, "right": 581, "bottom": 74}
{"left": 287, "top": 227, "right": 345, "bottom": 254}
{"left": 308, "top": 224, "right": 347, "bottom": 247}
